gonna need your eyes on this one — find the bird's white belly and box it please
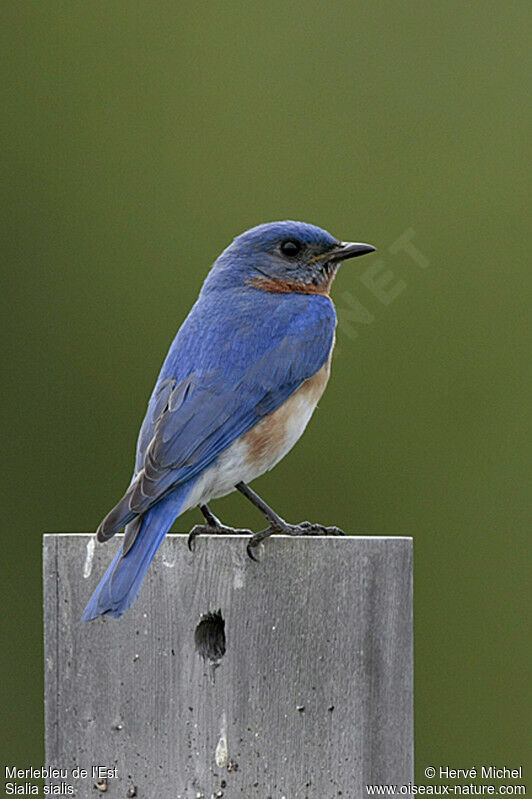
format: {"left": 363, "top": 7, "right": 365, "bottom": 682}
{"left": 182, "top": 355, "right": 332, "bottom": 512}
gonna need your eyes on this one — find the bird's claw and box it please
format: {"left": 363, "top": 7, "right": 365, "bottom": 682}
{"left": 188, "top": 524, "right": 253, "bottom": 552}
{"left": 246, "top": 532, "right": 268, "bottom": 561}
{"left": 290, "top": 521, "right": 346, "bottom": 537}
{"left": 246, "top": 521, "right": 345, "bottom": 560}
{"left": 187, "top": 525, "right": 203, "bottom": 552}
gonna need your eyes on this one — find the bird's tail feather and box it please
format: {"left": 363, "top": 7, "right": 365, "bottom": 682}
{"left": 82, "top": 485, "right": 190, "bottom": 621}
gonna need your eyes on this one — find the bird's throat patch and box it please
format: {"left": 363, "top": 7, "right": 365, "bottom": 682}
{"left": 248, "top": 276, "right": 332, "bottom": 296}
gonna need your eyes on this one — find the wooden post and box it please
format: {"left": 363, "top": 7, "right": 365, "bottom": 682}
{"left": 44, "top": 533, "right": 413, "bottom": 798}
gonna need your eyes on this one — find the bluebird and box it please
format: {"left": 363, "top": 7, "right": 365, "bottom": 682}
{"left": 82, "top": 221, "right": 375, "bottom": 621}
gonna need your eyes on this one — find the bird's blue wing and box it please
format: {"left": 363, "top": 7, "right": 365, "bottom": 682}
{"left": 97, "top": 290, "right": 336, "bottom": 540}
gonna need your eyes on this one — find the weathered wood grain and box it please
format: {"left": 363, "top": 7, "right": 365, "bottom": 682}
{"left": 44, "top": 534, "right": 413, "bottom": 798}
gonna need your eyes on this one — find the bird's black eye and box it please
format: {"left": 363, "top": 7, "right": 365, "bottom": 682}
{"left": 280, "top": 239, "right": 302, "bottom": 257}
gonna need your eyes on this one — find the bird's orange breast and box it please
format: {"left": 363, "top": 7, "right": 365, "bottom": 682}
{"left": 242, "top": 345, "right": 334, "bottom": 473}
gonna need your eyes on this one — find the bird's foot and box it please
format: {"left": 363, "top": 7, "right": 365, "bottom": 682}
{"left": 187, "top": 523, "right": 253, "bottom": 552}
{"left": 246, "top": 521, "right": 345, "bottom": 561}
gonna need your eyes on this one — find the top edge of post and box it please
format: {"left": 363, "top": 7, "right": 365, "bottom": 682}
{"left": 43, "top": 532, "right": 413, "bottom": 541}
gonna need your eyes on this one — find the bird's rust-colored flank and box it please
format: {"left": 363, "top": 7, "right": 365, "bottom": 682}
{"left": 243, "top": 353, "right": 333, "bottom": 469}
{"left": 248, "top": 275, "right": 333, "bottom": 296}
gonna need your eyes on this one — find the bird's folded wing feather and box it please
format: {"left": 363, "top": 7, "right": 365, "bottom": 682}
{"left": 97, "top": 294, "right": 336, "bottom": 540}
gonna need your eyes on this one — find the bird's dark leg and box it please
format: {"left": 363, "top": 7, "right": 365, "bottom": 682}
{"left": 235, "top": 483, "right": 285, "bottom": 527}
{"left": 235, "top": 481, "right": 345, "bottom": 561}
{"left": 199, "top": 504, "right": 222, "bottom": 527}
{"left": 187, "top": 503, "right": 252, "bottom": 552}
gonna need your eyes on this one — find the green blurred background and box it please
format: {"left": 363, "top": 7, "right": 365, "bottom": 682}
{"left": 2, "top": 0, "right": 530, "bottom": 775}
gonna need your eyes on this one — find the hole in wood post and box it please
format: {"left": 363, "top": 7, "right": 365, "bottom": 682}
{"left": 195, "top": 609, "right": 226, "bottom": 664}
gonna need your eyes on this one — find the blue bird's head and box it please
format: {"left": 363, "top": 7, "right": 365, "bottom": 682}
{"left": 202, "top": 221, "right": 375, "bottom": 296}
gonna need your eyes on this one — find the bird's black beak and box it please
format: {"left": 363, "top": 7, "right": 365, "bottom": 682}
{"left": 329, "top": 241, "right": 376, "bottom": 262}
